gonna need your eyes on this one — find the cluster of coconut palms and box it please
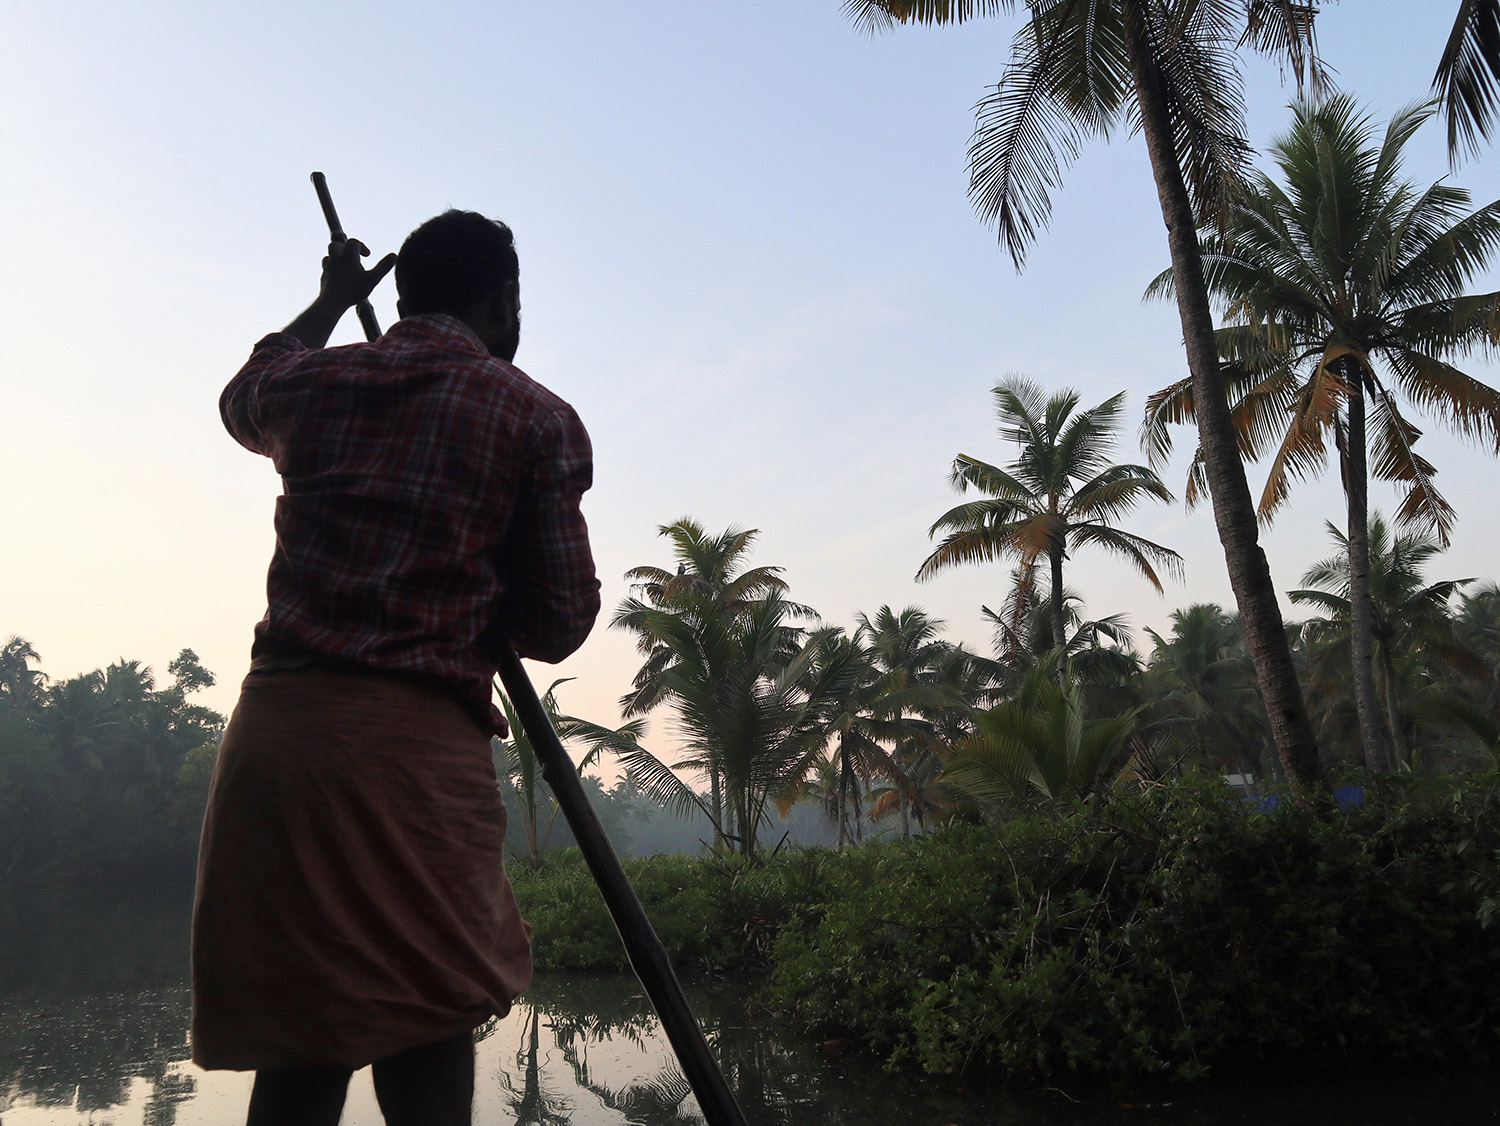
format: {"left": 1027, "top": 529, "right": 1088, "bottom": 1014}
{"left": 593, "top": 402, "right": 1500, "bottom": 855}
{"left": 585, "top": 6, "right": 1500, "bottom": 846}
{"left": 833, "top": 0, "right": 1500, "bottom": 793}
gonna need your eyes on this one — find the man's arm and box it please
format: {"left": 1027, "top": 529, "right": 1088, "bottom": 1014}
{"left": 492, "top": 409, "right": 602, "bottom": 663}
{"left": 282, "top": 239, "right": 397, "bottom": 349}
{"left": 221, "top": 240, "right": 398, "bottom": 454}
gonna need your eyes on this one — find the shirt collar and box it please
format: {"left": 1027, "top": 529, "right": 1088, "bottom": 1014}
{"left": 385, "top": 313, "right": 490, "bottom": 357}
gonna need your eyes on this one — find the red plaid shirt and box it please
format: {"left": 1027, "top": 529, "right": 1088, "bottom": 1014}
{"left": 222, "top": 314, "right": 601, "bottom": 723}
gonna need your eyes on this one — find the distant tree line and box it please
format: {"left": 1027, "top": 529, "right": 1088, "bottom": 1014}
{"left": 0, "top": 638, "right": 223, "bottom": 885}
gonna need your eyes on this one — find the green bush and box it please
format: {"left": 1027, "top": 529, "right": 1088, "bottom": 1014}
{"left": 515, "top": 773, "right": 1500, "bottom": 1083}
{"left": 510, "top": 846, "right": 843, "bottom": 972}
{"left": 768, "top": 773, "right": 1500, "bottom": 1080}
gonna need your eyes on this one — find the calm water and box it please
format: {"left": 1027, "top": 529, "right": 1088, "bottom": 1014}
{"left": 3, "top": 886, "right": 1500, "bottom": 1124}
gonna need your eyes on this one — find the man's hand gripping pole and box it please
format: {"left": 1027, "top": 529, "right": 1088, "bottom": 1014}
{"left": 310, "top": 171, "right": 385, "bottom": 342}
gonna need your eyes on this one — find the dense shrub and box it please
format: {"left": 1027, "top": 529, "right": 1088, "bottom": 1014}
{"left": 516, "top": 773, "right": 1500, "bottom": 1083}
{"left": 510, "top": 846, "right": 843, "bottom": 972}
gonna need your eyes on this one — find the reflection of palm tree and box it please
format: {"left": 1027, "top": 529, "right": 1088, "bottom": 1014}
{"left": 502, "top": 1006, "right": 573, "bottom": 1126}
{"left": 0, "top": 988, "right": 194, "bottom": 1118}
{"left": 532, "top": 992, "right": 705, "bottom": 1125}
{"left": 143, "top": 1070, "right": 197, "bottom": 1126}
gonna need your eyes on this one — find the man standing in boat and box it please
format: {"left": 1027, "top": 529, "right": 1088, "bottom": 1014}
{"left": 192, "top": 210, "right": 601, "bottom": 1126}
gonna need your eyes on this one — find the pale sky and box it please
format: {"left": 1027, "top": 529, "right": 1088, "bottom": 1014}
{"left": 4, "top": 2, "right": 1498, "bottom": 747}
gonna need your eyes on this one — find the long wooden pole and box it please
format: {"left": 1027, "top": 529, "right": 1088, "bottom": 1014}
{"left": 494, "top": 650, "right": 749, "bottom": 1126}
{"left": 308, "top": 172, "right": 749, "bottom": 1126}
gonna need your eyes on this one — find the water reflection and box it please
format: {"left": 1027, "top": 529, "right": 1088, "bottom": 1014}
{"left": 6, "top": 889, "right": 1500, "bottom": 1124}
{"left": 0, "top": 991, "right": 194, "bottom": 1124}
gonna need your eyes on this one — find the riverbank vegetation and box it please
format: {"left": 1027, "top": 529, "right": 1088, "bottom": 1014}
{"left": 512, "top": 772, "right": 1500, "bottom": 1082}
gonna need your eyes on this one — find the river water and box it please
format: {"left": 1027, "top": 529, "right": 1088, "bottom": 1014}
{"left": 3, "top": 885, "right": 1500, "bottom": 1124}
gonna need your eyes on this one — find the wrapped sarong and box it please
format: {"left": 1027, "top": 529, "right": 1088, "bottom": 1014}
{"left": 191, "top": 661, "right": 531, "bottom": 1071}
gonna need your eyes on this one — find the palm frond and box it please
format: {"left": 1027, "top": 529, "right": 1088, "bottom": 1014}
{"left": 842, "top": 0, "right": 1012, "bottom": 33}
{"left": 1240, "top": 0, "right": 1327, "bottom": 99}
{"left": 1132, "top": 0, "right": 1253, "bottom": 227}
{"left": 969, "top": 4, "right": 1121, "bottom": 267}
{"left": 1435, "top": 0, "right": 1500, "bottom": 163}
{"left": 1366, "top": 382, "right": 1455, "bottom": 544}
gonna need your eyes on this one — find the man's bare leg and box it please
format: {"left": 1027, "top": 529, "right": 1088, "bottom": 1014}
{"left": 371, "top": 1031, "right": 475, "bottom": 1126}
{"left": 246, "top": 1065, "right": 352, "bottom": 1126}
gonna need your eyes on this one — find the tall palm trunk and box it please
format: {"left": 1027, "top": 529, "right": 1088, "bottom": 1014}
{"left": 524, "top": 787, "right": 541, "bottom": 868}
{"left": 1122, "top": 7, "right": 1321, "bottom": 790}
{"left": 1048, "top": 542, "right": 1067, "bottom": 654}
{"left": 736, "top": 786, "right": 755, "bottom": 859}
{"left": 709, "top": 763, "right": 725, "bottom": 850}
{"left": 1379, "top": 645, "right": 1410, "bottom": 766}
{"left": 837, "top": 734, "right": 853, "bottom": 848}
{"left": 1339, "top": 369, "right": 1397, "bottom": 771}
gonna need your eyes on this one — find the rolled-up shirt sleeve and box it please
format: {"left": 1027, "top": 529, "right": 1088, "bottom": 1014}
{"left": 495, "top": 405, "right": 602, "bottom": 663}
{"left": 220, "top": 333, "right": 307, "bottom": 455}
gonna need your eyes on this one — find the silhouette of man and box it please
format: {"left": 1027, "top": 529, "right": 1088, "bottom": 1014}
{"left": 192, "top": 211, "right": 600, "bottom": 1126}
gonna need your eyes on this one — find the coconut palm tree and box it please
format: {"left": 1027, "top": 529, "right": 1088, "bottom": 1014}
{"left": 941, "top": 658, "right": 1147, "bottom": 807}
{"left": 981, "top": 562, "right": 1140, "bottom": 697}
{"left": 855, "top": 606, "right": 975, "bottom": 833}
{"left": 611, "top": 594, "right": 854, "bottom": 857}
{"left": 492, "top": 678, "right": 645, "bottom": 868}
{"left": 1291, "top": 515, "right": 1480, "bottom": 767}
{"left": 1143, "top": 96, "right": 1500, "bottom": 770}
{"left": 0, "top": 636, "right": 45, "bottom": 710}
{"left": 1295, "top": 515, "right": 1482, "bottom": 765}
{"left": 614, "top": 522, "right": 858, "bottom": 856}
{"left": 1446, "top": 583, "right": 1500, "bottom": 720}
{"left": 35, "top": 671, "right": 114, "bottom": 773}
{"left": 844, "top": 0, "right": 1325, "bottom": 788}
{"left": 920, "top": 375, "right": 1181, "bottom": 656}
{"left": 614, "top": 518, "right": 814, "bottom": 844}
{"left": 1144, "top": 603, "right": 1270, "bottom": 778}
{"left": 785, "top": 618, "right": 959, "bottom": 846}
{"left": 788, "top": 631, "right": 895, "bottom": 847}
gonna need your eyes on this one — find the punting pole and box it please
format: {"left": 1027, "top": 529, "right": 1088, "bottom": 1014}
{"left": 309, "top": 172, "right": 383, "bottom": 343}
{"left": 494, "top": 648, "right": 749, "bottom": 1126}
{"left": 307, "top": 172, "right": 751, "bottom": 1126}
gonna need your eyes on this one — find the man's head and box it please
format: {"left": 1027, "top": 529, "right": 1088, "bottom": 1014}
{"left": 396, "top": 210, "right": 521, "bottom": 361}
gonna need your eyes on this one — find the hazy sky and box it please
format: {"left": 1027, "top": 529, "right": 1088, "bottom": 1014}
{"left": 5, "top": 1, "right": 1499, "bottom": 747}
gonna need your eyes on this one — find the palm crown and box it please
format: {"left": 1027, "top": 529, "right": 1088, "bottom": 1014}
{"left": 921, "top": 375, "right": 1180, "bottom": 653}
{"left": 1144, "top": 95, "right": 1500, "bottom": 539}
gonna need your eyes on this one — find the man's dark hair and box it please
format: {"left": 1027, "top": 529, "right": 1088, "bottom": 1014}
{"left": 396, "top": 210, "right": 519, "bottom": 317}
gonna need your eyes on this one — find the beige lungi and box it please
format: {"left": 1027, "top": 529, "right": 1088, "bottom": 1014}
{"left": 191, "top": 662, "right": 531, "bottom": 1071}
